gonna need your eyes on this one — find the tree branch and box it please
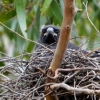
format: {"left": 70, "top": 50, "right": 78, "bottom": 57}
{"left": 46, "top": 0, "right": 82, "bottom": 100}
{"left": 50, "top": 0, "right": 82, "bottom": 72}
{"left": 50, "top": 83, "right": 100, "bottom": 95}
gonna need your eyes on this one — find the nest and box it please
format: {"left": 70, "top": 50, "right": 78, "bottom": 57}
{"left": 0, "top": 44, "right": 100, "bottom": 100}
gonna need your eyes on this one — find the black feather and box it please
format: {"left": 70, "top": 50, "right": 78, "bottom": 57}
{"left": 35, "top": 25, "right": 81, "bottom": 50}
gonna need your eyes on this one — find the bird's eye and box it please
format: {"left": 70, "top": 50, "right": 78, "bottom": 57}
{"left": 42, "top": 29, "right": 47, "bottom": 33}
{"left": 54, "top": 29, "right": 59, "bottom": 33}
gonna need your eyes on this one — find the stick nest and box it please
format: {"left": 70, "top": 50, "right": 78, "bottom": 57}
{"left": 0, "top": 44, "right": 100, "bottom": 100}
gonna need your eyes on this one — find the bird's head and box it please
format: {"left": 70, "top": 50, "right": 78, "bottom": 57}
{"left": 40, "top": 25, "right": 60, "bottom": 44}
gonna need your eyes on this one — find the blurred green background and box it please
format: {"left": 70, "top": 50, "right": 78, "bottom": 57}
{"left": 0, "top": 0, "right": 100, "bottom": 57}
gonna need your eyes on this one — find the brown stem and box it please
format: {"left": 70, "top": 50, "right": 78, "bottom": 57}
{"left": 50, "top": 0, "right": 77, "bottom": 72}
{"left": 46, "top": 0, "right": 81, "bottom": 100}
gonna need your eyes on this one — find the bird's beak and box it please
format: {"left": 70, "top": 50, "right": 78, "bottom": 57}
{"left": 44, "top": 32, "right": 48, "bottom": 36}
{"left": 54, "top": 33, "right": 57, "bottom": 36}
{"left": 44, "top": 27, "right": 57, "bottom": 37}
{"left": 44, "top": 32, "right": 57, "bottom": 36}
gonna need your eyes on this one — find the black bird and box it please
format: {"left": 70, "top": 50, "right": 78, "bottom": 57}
{"left": 35, "top": 25, "right": 100, "bottom": 57}
{"left": 35, "top": 25, "right": 60, "bottom": 49}
{"left": 35, "top": 25, "right": 80, "bottom": 50}
{"left": 36, "top": 25, "right": 100, "bottom": 56}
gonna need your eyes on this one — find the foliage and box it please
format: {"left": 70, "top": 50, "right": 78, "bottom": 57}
{"left": 0, "top": 0, "right": 100, "bottom": 59}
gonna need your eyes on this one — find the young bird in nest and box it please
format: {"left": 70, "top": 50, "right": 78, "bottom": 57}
{"left": 35, "top": 25, "right": 80, "bottom": 50}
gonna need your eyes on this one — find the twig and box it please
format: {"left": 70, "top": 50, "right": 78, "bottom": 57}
{"left": 50, "top": 83, "right": 100, "bottom": 95}
{"left": 0, "top": 73, "right": 10, "bottom": 80}
{"left": 0, "top": 22, "right": 54, "bottom": 53}
{"left": 0, "top": 84, "right": 25, "bottom": 96}
{"left": 83, "top": 1, "right": 100, "bottom": 35}
{"left": 87, "top": 47, "right": 100, "bottom": 57}
{"left": 21, "top": 83, "right": 54, "bottom": 99}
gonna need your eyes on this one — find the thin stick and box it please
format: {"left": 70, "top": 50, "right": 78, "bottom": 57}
{"left": 83, "top": 1, "right": 100, "bottom": 35}
{"left": 0, "top": 22, "right": 54, "bottom": 53}
{"left": 50, "top": 83, "right": 100, "bottom": 95}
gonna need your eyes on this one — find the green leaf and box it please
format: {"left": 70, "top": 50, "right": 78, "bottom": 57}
{"left": 3, "top": 0, "right": 13, "bottom": 3}
{"left": 50, "top": 0, "right": 63, "bottom": 24}
{"left": 60, "top": 0, "right": 64, "bottom": 15}
{"left": 0, "top": 10, "right": 16, "bottom": 22}
{"left": 0, "top": 62, "right": 5, "bottom": 66}
{"left": 17, "top": 36, "right": 26, "bottom": 53}
{"left": 27, "top": 28, "right": 35, "bottom": 52}
{"left": 41, "top": 0, "right": 52, "bottom": 14}
{"left": 36, "top": 6, "right": 40, "bottom": 29}
{"left": 15, "top": 0, "right": 27, "bottom": 38}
